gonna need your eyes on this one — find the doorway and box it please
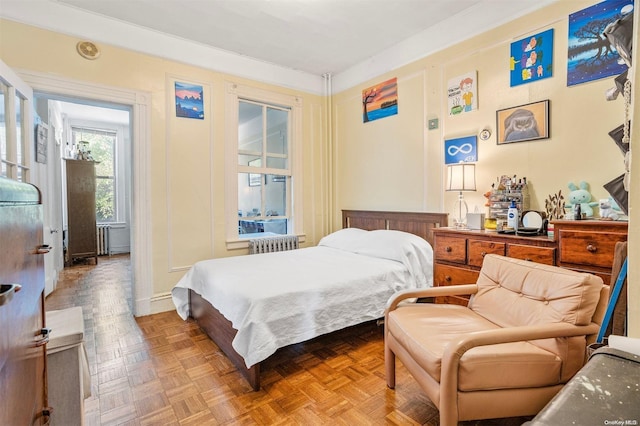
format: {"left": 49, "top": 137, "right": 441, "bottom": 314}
{"left": 21, "top": 70, "right": 153, "bottom": 316}
{"left": 36, "top": 95, "right": 133, "bottom": 296}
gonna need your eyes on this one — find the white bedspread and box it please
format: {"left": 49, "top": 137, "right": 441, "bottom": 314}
{"left": 171, "top": 229, "right": 433, "bottom": 368}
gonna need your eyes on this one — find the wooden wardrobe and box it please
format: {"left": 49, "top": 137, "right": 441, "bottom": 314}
{"left": 65, "top": 159, "right": 97, "bottom": 265}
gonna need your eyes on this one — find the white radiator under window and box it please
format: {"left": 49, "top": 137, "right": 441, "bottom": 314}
{"left": 249, "top": 235, "right": 299, "bottom": 254}
{"left": 96, "top": 225, "right": 111, "bottom": 256}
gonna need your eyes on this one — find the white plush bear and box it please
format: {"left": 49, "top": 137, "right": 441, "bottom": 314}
{"left": 598, "top": 198, "right": 619, "bottom": 220}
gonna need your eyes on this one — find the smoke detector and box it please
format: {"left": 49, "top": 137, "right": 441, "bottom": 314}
{"left": 76, "top": 41, "right": 101, "bottom": 60}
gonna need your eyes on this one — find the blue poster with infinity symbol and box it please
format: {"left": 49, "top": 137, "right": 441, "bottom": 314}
{"left": 445, "top": 135, "right": 477, "bottom": 164}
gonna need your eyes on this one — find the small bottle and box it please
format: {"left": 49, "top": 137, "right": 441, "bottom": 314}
{"left": 575, "top": 204, "right": 582, "bottom": 220}
{"left": 507, "top": 200, "right": 518, "bottom": 230}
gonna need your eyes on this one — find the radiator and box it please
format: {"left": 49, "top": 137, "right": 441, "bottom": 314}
{"left": 249, "top": 235, "right": 299, "bottom": 254}
{"left": 96, "top": 225, "right": 111, "bottom": 256}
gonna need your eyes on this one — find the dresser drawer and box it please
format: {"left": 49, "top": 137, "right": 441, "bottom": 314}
{"left": 468, "top": 240, "right": 505, "bottom": 267}
{"left": 434, "top": 264, "right": 479, "bottom": 287}
{"left": 558, "top": 230, "right": 627, "bottom": 269}
{"left": 434, "top": 235, "right": 467, "bottom": 264}
{"left": 434, "top": 264, "right": 477, "bottom": 306}
{"left": 507, "top": 244, "right": 555, "bottom": 265}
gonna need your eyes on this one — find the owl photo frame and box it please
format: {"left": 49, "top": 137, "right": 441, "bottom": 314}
{"left": 496, "top": 99, "right": 550, "bottom": 144}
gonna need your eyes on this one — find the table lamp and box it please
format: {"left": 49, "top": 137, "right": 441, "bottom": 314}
{"left": 446, "top": 163, "right": 476, "bottom": 228}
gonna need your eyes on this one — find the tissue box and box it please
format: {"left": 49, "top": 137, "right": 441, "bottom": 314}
{"left": 466, "top": 213, "right": 485, "bottom": 230}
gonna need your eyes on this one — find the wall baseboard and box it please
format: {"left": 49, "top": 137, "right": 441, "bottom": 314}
{"left": 149, "top": 292, "right": 175, "bottom": 315}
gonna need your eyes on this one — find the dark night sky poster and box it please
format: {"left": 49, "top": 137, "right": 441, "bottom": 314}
{"left": 567, "top": 0, "right": 634, "bottom": 86}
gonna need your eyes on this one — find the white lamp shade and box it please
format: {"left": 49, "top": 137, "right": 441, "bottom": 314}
{"left": 446, "top": 163, "right": 476, "bottom": 192}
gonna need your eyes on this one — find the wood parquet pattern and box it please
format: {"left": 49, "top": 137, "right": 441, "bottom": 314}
{"left": 46, "top": 255, "right": 532, "bottom": 425}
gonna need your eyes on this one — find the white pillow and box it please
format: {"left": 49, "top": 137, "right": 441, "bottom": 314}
{"left": 355, "top": 230, "right": 434, "bottom": 287}
{"left": 317, "top": 227, "right": 369, "bottom": 252}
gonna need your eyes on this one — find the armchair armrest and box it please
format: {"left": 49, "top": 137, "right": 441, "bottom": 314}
{"left": 386, "top": 284, "right": 478, "bottom": 314}
{"left": 444, "top": 322, "right": 601, "bottom": 361}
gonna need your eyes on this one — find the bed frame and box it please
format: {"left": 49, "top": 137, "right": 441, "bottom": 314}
{"left": 188, "top": 210, "right": 448, "bottom": 390}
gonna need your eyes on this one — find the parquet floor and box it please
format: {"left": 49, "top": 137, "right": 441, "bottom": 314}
{"left": 45, "top": 255, "right": 532, "bottom": 425}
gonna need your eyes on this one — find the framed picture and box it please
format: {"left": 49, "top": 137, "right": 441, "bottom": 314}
{"left": 35, "top": 123, "right": 48, "bottom": 164}
{"left": 272, "top": 175, "right": 286, "bottom": 183}
{"left": 444, "top": 135, "right": 477, "bottom": 164}
{"left": 447, "top": 71, "right": 477, "bottom": 115}
{"left": 510, "top": 29, "right": 554, "bottom": 87}
{"left": 362, "top": 77, "right": 398, "bottom": 123}
{"left": 496, "top": 100, "right": 549, "bottom": 144}
{"left": 175, "top": 81, "right": 204, "bottom": 119}
{"left": 567, "top": 0, "right": 633, "bottom": 86}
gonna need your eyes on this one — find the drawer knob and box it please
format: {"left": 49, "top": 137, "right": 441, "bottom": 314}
{"left": 445, "top": 276, "right": 452, "bottom": 282}
{"left": 524, "top": 258, "right": 532, "bottom": 261}
{"left": 481, "top": 251, "right": 487, "bottom": 257}
{"left": 445, "top": 246, "right": 452, "bottom": 253}
{"left": 586, "top": 244, "right": 597, "bottom": 253}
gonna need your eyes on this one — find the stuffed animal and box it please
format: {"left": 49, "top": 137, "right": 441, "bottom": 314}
{"left": 565, "top": 181, "right": 598, "bottom": 218}
{"left": 598, "top": 198, "right": 619, "bottom": 220}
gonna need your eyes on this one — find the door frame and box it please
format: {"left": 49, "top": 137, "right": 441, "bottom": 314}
{"left": 18, "top": 69, "right": 153, "bottom": 316}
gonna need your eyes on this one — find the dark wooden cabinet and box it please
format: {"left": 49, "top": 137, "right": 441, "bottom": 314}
{"left": 433, "top": 221, "right": 628, "bottom": 305}
{"left": 0, "top": 178, "right": 48, "bottom": 425}
{"left": 65, "top": 159, "right": 97, "bottom": 265}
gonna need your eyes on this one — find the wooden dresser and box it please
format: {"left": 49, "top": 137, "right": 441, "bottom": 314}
{"left": 432, "top": 220, "right": 628, "bottom": 305}
{"left": 552, "top": 220, "right": 628, "bottom": 285}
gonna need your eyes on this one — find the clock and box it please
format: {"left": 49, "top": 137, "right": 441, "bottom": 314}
{"left": 479, "top": 129, "right": 491, "bottom": 141}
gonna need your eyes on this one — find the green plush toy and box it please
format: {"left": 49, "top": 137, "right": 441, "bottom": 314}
{"left": 565, "top": 181, "right": 598, "bottom": 217}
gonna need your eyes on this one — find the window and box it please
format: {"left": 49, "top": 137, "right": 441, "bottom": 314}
{"left": 237, "top": 100, "right": 290, "bottom": 236}
{"left": 71, "top": 127, "right": 117, "bottom": 222}
{"left": 225, "top": 82, "right": 303, "bottom": 246}
{"left": 0, "top": 78, "right": 31, "bottom": 182}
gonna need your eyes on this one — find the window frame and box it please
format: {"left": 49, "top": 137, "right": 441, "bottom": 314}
{"left": 224, "top": 82, "right": 303, "bottom": 249}
{"left": 237, "top": 100, "right": 291, "bottom": 227}
{"left": 0, "top": 61, "right": 33, "bottom": 182}
{"left": 67, "top": 119, "right": 128, "bottom": 225}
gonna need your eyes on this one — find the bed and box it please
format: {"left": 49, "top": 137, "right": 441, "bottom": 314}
{"left": 171, "top": 210, "right": 448, "bottom": 390}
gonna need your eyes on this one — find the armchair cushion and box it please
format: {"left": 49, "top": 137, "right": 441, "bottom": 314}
{"left": 469, "top": 255, "right": 603, "bottom": 381}
{"left": 470, "top": 255, "right": 602, "bottom": 327}
{"left": 388, "top": 304, "right": 562, "bottom": 391}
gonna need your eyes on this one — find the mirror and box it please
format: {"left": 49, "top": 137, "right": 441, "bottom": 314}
{"left": 522, "top": 211, "right": 544, "bottom": 230}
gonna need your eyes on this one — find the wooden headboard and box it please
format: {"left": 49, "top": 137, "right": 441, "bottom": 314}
{"left": 342, "top": 210, "right": 448, "bottom": 247}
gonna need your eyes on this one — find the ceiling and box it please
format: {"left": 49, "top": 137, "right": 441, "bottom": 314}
{"left": 54, "top": 100, "right": 130, "bottom": 125}
{"left": 2, "top": 0, "right": 557, "bottom": 93}
{"left": 54, "top": 0, "right": 488, "bottom": 76}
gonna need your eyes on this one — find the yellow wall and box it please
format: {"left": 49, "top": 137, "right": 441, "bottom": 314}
{"left": 0, "top": 19, "right": 329, "bottom": 300}
{"left": 1, "top": 0, "right": 637, "bottom": 334}
{"left": 332, "top": 0, "right": 638, "bottom": 335}
{"left": 332, "top": 0, "right": 626, "bottom": 222}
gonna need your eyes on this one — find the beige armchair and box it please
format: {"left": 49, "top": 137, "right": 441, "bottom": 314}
{"left": 385, "top": 254, "right": 609, "bottom": 426}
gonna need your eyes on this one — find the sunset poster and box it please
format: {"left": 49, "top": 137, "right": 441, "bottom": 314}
{"left": 362, "top": 77, "right": 398, "bottom": 123}
{"left": 175, "top": 81, "right": 204, "bottom": 119}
